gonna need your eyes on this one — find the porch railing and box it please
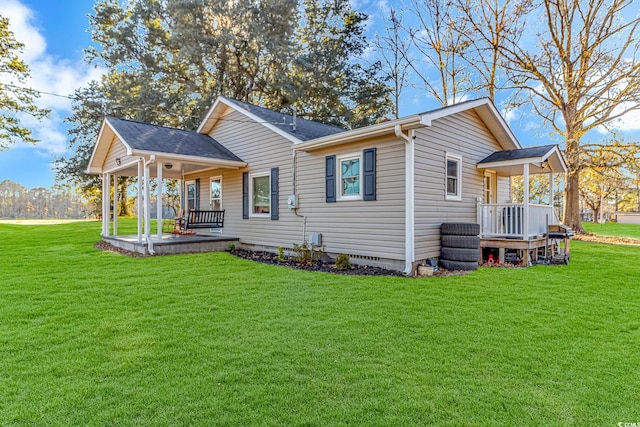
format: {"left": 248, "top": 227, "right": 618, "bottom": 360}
{"left": 478, "top": 202, "right": 557, "bottom": 239}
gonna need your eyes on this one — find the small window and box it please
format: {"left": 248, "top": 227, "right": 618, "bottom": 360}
{"left": 250, "top": 173, "right": 270, "bottom": 216}
{"left": 186, "top": 180, "right": 198, "bottom": 210}
{"left": 210, "top": 177, "right": 222, "bottom": 210}
{"left": 338, "top": 153, "right": 362, "bottom": 200}
{"left": 445, "top": 154, "right": 462, "bottom": 201}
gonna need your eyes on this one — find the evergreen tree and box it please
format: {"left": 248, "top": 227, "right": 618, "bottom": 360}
{"left": 0, "top": 16, "right": 49, "bottom": 149}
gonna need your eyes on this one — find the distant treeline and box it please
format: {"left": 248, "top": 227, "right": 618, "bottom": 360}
{"left": 0, "top": 180, "right": 87, "bottom": 219}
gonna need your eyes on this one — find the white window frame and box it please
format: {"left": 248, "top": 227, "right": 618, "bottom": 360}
{"left": 185, "top": 180, "right": 198, "bottom": 211}
{"left": 249, "top": 172, "right": 271, "bottom": 217}
{"left": 209, "top": 176, "right": 223, "bottom": 232}
{"left": 337, "top": 152, "right": 363, "bottom": 201}
{"left": 445, "top": 153, "right": 462, "bottom": 201}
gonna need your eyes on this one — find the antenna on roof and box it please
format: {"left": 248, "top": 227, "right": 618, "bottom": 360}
{"left": 291, "top": 107, "right": 297, "bottom": 132}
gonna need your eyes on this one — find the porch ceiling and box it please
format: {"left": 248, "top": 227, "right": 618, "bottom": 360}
{"left": 106, "top": 155, "right": 245, "bottom": 179}
{"left": 477, "top": 144, "right": 566, "bottom": 176}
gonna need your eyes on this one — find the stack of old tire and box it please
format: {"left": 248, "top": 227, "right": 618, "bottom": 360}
{"left": 440, "top": 223, "right": 481, "bottom": 271}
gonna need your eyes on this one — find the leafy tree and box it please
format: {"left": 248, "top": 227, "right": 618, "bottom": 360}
{"left": 0, "top": 16, "right": 49, "bottom": 149}
{"left": 495, "top": 0, "right": 640, "bottom": 232}
{"left": 58, "top": 0, "right": 390, "bottom": 204}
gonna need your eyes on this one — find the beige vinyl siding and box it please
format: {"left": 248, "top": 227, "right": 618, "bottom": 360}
{"left": 496, "top": 175, "right": 511, "bottom": 203}
{"left": 413, "top": 109, "right": 504, "bottom": 260}
{"left": 295, "top": 134, "right": 406, "bottom": 263}
{"left": 184, "top": 109, "right": 303, "bottom": 247}
{"left": 103, "top": 137, "right": 128, "bottom": 171}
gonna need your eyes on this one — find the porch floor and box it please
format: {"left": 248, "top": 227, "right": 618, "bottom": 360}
{"left": 103, "top": 233, "right": 239, "bottom": 256}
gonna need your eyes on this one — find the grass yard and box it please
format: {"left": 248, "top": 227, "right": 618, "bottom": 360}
{"left": 1, "top": 220, "right": 639, "bottom": 426}
{"left": 583, "top": 221, "right": 640, "bottom": 240}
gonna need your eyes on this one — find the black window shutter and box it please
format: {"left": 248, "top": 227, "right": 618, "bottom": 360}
{"left": 195, "top": 178, "right": 200, "bottom": 208}
{"left": 271, "top": 167, "right": 279, "bottom": 220}
{"left": 242, "top": 172, "right": 249, "bottom": 219}
{"left": 325, "top": 155, "right": 336, "bottom": 203}
{"left": 363, "top": 148, "right": 376, "bottom": 201}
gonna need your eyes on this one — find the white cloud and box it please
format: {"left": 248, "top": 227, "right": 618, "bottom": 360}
{"left": 0, "top": 0, "right": 105, "bottom": 156}
{"left": 598, "top": 102, "right": 640, "bottom": 133}
{"left": 0, "top": 0, "right": 46, "bottom": 62}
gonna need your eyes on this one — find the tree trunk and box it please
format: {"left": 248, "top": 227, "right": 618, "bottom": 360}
{"left": 563, "top": 170, "right": 585, "bottom": 232}
{"left": 118, "top": 180, "right": 129, "bottom": 216}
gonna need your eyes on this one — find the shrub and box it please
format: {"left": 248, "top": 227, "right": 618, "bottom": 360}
{"left": 277, "top": 246, "right": 286, "bottom": 262}
{"left": 335, "top": 253, "right": 351, "bottom": 271}
{"left": 227, "top": 243, "right": 236, "bottom": 252}
{"left": 292, "top": 241, "right": 324, "bottom": 266}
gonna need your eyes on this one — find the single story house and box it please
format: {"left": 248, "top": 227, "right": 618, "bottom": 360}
{"left": 87, "top": 96, "right": 567, "bottom": 273}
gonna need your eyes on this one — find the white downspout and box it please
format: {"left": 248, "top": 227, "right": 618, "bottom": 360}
{"left": 396, "top": 125, "right": 415, "bottom": 275}
{"left": 113, "top": 174, "right": 118, "bottom": 236}
{"left": 144, "top": 155, "right": 156, "bottom": 255}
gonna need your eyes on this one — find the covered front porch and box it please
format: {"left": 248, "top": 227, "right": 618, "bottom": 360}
{"left": 86, "top": 117, "right": 246, "bottom": 255}
{"left": 476, "top": 145, "right": 568, "bottom": 265}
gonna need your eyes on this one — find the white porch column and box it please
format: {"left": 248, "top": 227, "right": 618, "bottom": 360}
{"left": 102, "top": 173, "right": 111, "bottom": 237}
{"left": 548, "top": 171, "right": 554, "bottom": 222}
{"left": 113, "top": 174, "right": 118, "bottom": 236}
{"left": 101, "top": 173, "right": 106, "bottom": 236}
{"left": 523, "top": 163, "right": 530, "bottom": 239}
{"left": 137, "top": 159, "right": 143, "bottom": 243}
{"left": 144, "top": 161, "right": 151, "bottom": 241}
{"left": 157, "top": 161, "right": 163, "bottom": 239}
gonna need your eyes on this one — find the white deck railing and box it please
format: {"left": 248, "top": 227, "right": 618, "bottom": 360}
{"left": 478, "top": 202, "right": 557, "bottom": 239}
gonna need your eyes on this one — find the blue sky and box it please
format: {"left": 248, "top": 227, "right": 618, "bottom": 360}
{"left": 0, "top": 0, "right": 638, "bottom": 189}
{"left": 0, "top": 0, "right": 99, "bottom": 189}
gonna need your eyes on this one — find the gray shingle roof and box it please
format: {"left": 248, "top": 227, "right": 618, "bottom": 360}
{"left": 106, "top": 117, "right": 244, "bottom": 162}
{"left": 478, "top": 145, "right": 558, "bottom": 164}
{"left": 223, "top": 98, "right": 346, "bottom": 141}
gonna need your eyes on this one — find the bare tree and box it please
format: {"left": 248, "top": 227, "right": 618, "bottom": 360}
{"left": 373, "top": 8, "right": 411, "bottom": 118}
{"left": 454, "top": 0, "right": 532, "bottom": 102}
{"left": 497, "top": 0, "right": 640, "bottom": 232}
{"left": 406, "top": 0, "right": 472, "bottom": 105}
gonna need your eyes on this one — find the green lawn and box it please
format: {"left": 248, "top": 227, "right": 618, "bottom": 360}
{"left": 1, "top": 220, "right": 639, "bottom": 426}
{"left": 583, "top": 221, "right": 640, "bottom": 240}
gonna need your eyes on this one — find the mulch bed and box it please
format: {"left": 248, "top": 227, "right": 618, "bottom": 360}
{"left": 230, "top": 248, "right": 406, "bottom": 277}
{"left": 94, "top": 241, "right": 147, "bottom": 258}
{"left": 93, "top": 241, "right": 472, "bottom": 277}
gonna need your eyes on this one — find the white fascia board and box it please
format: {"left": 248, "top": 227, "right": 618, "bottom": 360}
{"left": 105, "top": 118, "right": 135, "bottom": 155}
{"left": 294, "top": 115, "right": 421, "bottom": 151}
{"left": 476, "top": 157, "right": 543, "bottom": 170}
{"left": 419, "top": 98, "right": 491, "bottom": 125}
{"left": 198, "top": 96, "right": 303, "bottom": 145}
{"left": 541, "top": 146, "right": 568, "bottom": 172}
{"left": 420, "top": 99, "right": 522, "bottom": 150}
{"left": 196, "top": 97, "right": 224, "bottom": 134}
{"left": 85, "top": 120, "right": 109, "bottom": 174}
{"left": 130, "top": 149, "right": 247, "bottom": 168}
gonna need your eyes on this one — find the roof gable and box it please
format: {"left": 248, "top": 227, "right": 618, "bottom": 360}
{"left": 478, "top": 144, "right": 567, "bottom": 175}
{"left": 419, "top": 98, "right": 521, "bottom": 151}
{"left": 106, "top": 117, "right": 243, "bottom": 161}
{"left": 86, "top": 117, "right": 245, "bottom": 175}
{"left": 197, "top": 96, "right": 345, "bottom": 143}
